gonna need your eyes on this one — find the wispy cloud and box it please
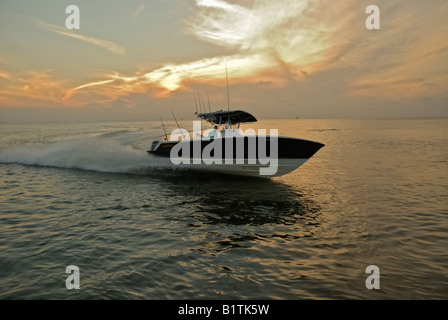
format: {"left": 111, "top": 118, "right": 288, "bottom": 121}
{"left": 35, "top": 20, "right": 126, "bottom": 56}
{"left": 0, "top": 70, "right": 12, "bottom": 80}
{"left": 134, "top": 2, "right": 145, "bottom": 18}
{"left": 73, "top": 79, "right": 116, "bottom": 91}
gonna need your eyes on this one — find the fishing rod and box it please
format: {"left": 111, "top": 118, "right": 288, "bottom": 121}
{"left": 171, "top": 109, "right": 186, "bottom": 139}
{"left": 198, "top": 92, "right": 206, "bottom": 114}
{"left": 193, "top": 89, "right": 199, "bottom": 115}
{"left": 207, "top": 91, "right": 212, "bottom": 113}
{"left": 158, "top": 113, "right": 168, "bottom": 141}
{"left": 195, "top": 89, "right": 204, "bottom": 114}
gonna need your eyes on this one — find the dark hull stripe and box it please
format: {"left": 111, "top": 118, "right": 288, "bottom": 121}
{"left": 148, "top": 137, "right": 324, "bottom": 160}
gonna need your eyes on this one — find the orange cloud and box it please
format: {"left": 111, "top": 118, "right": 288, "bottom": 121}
{"left": 0, "top": 70, "right": 72, "bottom": 107}
{"left": 0, "top": 70, "right": 12, "bottom": 80}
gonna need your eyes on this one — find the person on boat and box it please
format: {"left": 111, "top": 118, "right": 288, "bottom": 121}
{"left": 208, "top": 125, "right": 220, "bottom": 139}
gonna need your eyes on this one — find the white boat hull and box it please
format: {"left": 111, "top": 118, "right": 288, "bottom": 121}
{"left": 173, "top": 158, "right": 309, "bottom": 178}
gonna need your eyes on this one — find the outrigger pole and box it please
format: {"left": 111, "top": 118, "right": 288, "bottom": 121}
{"left": 171, "top": 109, "right": 186, "bottom": 139}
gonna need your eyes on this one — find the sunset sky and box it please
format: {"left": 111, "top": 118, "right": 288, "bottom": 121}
{"left": 0, "top": 0, "right": 447, "bottom": 122}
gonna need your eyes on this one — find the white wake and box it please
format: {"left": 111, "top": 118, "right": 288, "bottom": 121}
{"left": 0, "top": 136, "right": 172, "bottom": 174}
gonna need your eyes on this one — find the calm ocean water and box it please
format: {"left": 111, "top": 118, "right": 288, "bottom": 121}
{"left": 0, "top": 118, "right": 447, "bottom": 299}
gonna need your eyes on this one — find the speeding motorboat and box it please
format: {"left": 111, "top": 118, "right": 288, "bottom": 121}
{"left": 147, "top": 110, "right": 324, "bottom": 177}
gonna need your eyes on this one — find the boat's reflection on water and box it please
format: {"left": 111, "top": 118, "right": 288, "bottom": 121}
{"left": 152, "top": 172, "right": 323, "bottom": 258}
{"left": 157, "top": 171, "right": 322, "bottom": 231}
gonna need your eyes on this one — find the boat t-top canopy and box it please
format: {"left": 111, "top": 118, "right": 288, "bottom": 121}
{"left": 197, "top": 110, "right": 257, "bottom": 125}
